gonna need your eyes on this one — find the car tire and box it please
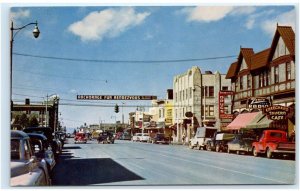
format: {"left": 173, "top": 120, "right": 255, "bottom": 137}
{"left": 253, "top": 147, "right": 258, "bottom": 157}
{"left": 216, "top": 145, "right": 220, "bottom": 152}
{"left": 266, "top": 147, "right": 273, "bottom": 159}
{"left": 227, "top": 147, "right": 230, "bottom": 154}
{"left": 236, "top": 150, "right": 240, "bottom": 155}
{"left": 207, "top": 144, "right": 211, "bottom": 151}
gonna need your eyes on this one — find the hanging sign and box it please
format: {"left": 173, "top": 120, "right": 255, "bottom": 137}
{"left": 264, "top": 105, "right": 289, "bottom": 120}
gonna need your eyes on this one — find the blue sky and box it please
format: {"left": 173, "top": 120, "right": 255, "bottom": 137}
{"left": 8, "top": 5, "right": 296, "bottom": 129}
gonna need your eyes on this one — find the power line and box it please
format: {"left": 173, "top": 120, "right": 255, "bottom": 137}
{"left": 13, "top": 69, "right": 108, "bottom": 83}
{"left": 14, "top": 52, "right": 236, "bottom": 63}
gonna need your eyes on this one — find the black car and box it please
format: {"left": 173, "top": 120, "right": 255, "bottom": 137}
{"left": 55, "top": 131, "right": 66, "bottom": 147}
{"left": 227, "top": 134, "right": 256, "bottom": 155}
{"left": 97, "top": 132, "right": 114, "bottom": 144}
{"left": 23, "top": 127, "right": 62, "bottom": 157}
{"left": 27, "top": 133, "right": 56, "bottom": 172}
{"left": 151, "top": 133, "right": 170, "bottom": 144}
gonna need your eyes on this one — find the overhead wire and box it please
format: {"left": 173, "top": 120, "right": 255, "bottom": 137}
{"left": 14, "top": 52, "right": 236, "bottom": 63}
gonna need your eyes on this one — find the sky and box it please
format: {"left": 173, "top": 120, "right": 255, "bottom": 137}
{"left": 4, "top": 4, "right": 296, "bottom": 130}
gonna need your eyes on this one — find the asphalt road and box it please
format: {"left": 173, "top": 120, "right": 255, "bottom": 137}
{"left": 52, "top": 138, "right": 296, "bottom": 186}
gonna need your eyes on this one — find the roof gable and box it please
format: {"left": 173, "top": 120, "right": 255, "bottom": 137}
{"left": 238, "top": 48, "right": 254, "bottom": 69}
{"left": 226, "top": 61, "right": 238, "bottom": 79}
{"left": 268, "top": 26, "right": 295, "bottom": 61}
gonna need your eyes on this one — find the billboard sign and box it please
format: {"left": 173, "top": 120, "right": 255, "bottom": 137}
{"left": 219, "top": 91, "right": 234, "bottom": 119}
{"left": 77, "top": 95, "right": 157, "bottom": 100}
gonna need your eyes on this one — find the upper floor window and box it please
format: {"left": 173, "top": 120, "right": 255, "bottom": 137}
{"left": 259, "top": 73, "right": 264, "bottom": 88}
{"left": 286, "top": 62, "right": 291, "bottom": 80}
{"left": 222, "top": 86, "right": 228, "bottom": 91}
{"left": 274, "top": 66, "right": 279, "bottom": 83}
{"left": 247, "top": 74, "right": 251, "bottom": 88}
{"left": 202, "top": 86, "right": 214, "bottom": 97}
{"left": 240, "top": 76, "right": 243, "bottom": 90}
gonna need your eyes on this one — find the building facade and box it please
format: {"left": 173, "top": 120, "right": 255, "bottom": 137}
{"left": 226, "top": 25, "right": 295, "bottom": 135}
{"left": 173, "top": 66, "right": 232, "bottom": 144}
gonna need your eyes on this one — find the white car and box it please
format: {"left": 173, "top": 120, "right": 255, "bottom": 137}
{"left": 11, "top": 130, "right": 51, "bottom": 186}
{"left": 132, "top": 133, "right": 150, "bottom": 142}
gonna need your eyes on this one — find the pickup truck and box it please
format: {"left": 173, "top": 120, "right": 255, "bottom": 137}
{"left": 189, "top": 127, "right": 217, "bottom": 150}
{"left": 252, "top": 129, "right": 295, "bottom": 159}
{"left": 206, "top": 132, "right": 235, "bottom": 152}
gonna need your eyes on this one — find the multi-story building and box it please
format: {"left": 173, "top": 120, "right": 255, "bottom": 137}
{"left": 173, "top": 66, "right": 232, "bottom": 144}
{"left": 11, "top": 98, "right": 59, "bottom": 132}
{"left": 226, "top": 25, "right": 295, "bottom": 134}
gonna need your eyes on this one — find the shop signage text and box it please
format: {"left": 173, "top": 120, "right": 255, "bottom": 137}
{"left": 77, "top": 95, "right": 157, "bottom": 100}
{"left": 219, "top": 91, "right": 234, "bottom": 119}
{"left": 248, "top": 97, "right": 271, "bottom": 109}
{"left": 264, "top": 105, "right": 289, "bottom": 120}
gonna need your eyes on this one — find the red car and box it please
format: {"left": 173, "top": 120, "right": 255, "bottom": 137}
{"left": 74, "top": 132, "right": 87, "bottom": 144}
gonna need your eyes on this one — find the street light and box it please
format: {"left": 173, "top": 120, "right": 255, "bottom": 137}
{"left": 10, "top": 20, "right": 40, "bottom": 119}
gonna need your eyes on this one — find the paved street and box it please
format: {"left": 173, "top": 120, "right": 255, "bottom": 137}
{"left": 51, "top": 138, "right": 295, "bottom": 186}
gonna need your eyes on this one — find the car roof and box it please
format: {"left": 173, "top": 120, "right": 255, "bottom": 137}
{"left": 11, "top": 130, "right": 29, "bottom": 139}
{"left": 26, "top": 133, "right": 48, "bottom": 140}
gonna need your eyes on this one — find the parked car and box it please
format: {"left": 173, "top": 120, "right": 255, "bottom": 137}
{"left": 206, "top": 132, "right": 235, "bottom": 152}
{"left": 132, "top": 133, "right": 142, "bottom": 142}
{"left": 227, "top": 133, "right": 256, "bottom": 155}
{"left": 252, "top": 130, "right": 295, "bottom": 159}
{"left": 55, "top": 131, "right": 66, "bottom": 147}
{"left": 97, "top": 131, "right": 114, "bottom": 144}
{"left": 151, "top": 133, "right": 170, "bottom": 144}
{"left": 120, "top": 132, "right": 132, "bottom": 140}
{"left": 74, "top": 132, "right": 87, "bottom": 144}
{"left": 11, "top": 130, "right": 51, "bottom": 186}
{"left": 189, "top": 127, "right": 218, "bottom": 150}
{"left": 23, "top": 127, "right": 62, "bottom": 157}
{"left": 27, "top": 133, "right": 56, "bottom": 172}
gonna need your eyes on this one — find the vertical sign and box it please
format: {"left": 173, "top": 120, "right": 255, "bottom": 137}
{"left": 219, "top": 91, "right": 234, "bottom": 119}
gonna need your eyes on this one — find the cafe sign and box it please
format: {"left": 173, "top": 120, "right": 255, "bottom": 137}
{"left": 264, "top": 105, "right": 289, "bottom": 120}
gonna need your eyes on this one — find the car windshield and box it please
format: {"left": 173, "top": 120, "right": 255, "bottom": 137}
{"left": 11, "top": 139, "right": 20, "bottom": 160}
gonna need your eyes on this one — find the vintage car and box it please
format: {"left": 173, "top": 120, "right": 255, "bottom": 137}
{"left": 151, "top": 133, "right": 170, "bottom": 144}
{"left": 132, "top": 133, "right": 150, "bottom": 142}
{"left": 97, "top": 131, "right": 114, "bottom": 144}
{"left": 252, "top": 130, "right": 295, "bottom": 159}
{"left": 189, "top": 127, "right": 217, "bottom": 150}
{"left": 120, "top": 132, "right": 132, "bottom": 140}
{"left": 206, "top": 132, "right": 235, "bottom": 152}
{"left": 74, "top": 132, "right": 87, "bottom": 144}
{"left": 27, "top": 133, "right": 56, "bottom": 172}
{"left": 11, "top": 130, "right": 51, "bottom": 186}
{"left": 23, "top": 127, "right": 62, "bottom": 156}
{"left": 55, "top": 131, "right": 66, "bottom": 147}
{"left": 227, "top": 133, "right": 256, "bottom": 155}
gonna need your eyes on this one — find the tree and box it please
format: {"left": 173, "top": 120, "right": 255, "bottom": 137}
{"left": 29, "top": 115, "right": 39, "bottom": 127}
{"left": 19, "top": 113, "right": 29, "bottom": 129}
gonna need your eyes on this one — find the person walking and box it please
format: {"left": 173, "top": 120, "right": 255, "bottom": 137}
{"left": 182, "top": 132, "right": 186, "bottom": 145}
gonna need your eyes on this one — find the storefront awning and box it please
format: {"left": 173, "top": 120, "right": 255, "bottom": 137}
{"left": 225, "top": 112, "right": 260, "bottom": 130}
{"left": 245, "top": 112, "right": 273, "bottom": 129}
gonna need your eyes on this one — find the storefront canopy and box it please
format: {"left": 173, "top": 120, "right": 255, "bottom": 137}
{"left": 246, "top": 112, "right": 273, "bottom": 129}
{"left": 226, "top": 112, "right": 260, "bottom": 130}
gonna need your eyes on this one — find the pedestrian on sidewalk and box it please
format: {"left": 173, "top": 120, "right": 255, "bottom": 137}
{"left": 182, "top": 132, "right": 186, "bottom": 145}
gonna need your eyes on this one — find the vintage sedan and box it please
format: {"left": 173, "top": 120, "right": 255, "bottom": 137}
{"left": 23, "top": 127, "right": 62, "bottom": 156}
{"left": 151, "top": 133, "right": 170, "bottom": 144}
{"left": 27, "top": 133, "right": 56, "bottom": 172}
{"left": 11, "top": 130, "right": 51, "bottom": 186}
{"left": 97, "top": 132, "right": 114, "bottom": 144}
{"left": 74, "top": 132, "right": 87, "bottom": 144}
{"left": 227, "top": 134, "right": 256, "bottom": 155}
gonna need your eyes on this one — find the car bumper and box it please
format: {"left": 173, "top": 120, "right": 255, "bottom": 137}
{"left": 273, "top": 150, "right": 295, "bottom": 154}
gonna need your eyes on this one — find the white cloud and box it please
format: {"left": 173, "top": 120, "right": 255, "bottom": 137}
{"left": 246, "top": 19, "right": 255, "bottom": 29}
{"left": 181, "top": 6, "right": 256, "bottom": 23}
{"left": 70, "top": 89, "right": 77, "bottom": 94}
{"left": 68, "top": 7, "right": 150, "bottom": 41}
{"left": 10, "top": 9, "right": 30, "bottom": 20}
{"left": 261, "top": 9, "right": 296, "bottom": 36}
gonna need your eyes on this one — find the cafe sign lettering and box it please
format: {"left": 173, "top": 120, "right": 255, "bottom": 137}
{"left": 264, "top": 105, "right": 289, "bottom": 120}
